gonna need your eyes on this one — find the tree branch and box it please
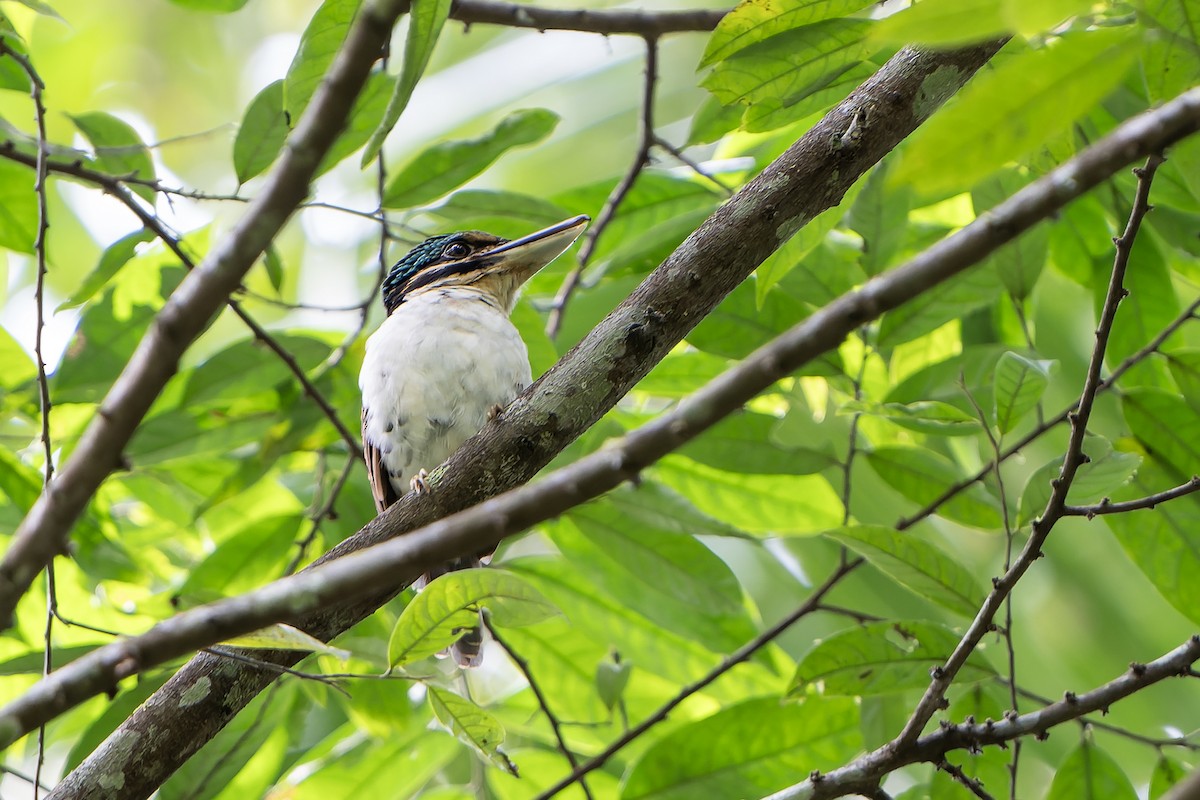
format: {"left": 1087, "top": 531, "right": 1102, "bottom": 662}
{"left": 765, "top": 636, "right": 1200, "bottom": 800}
{"left": 25, "top": 70, "right": 1198, "bottom": 800}
{"left": 1062, "top": 475, "right": 1200, "bottom": 517}
{"left": 0, "top": 0, "right": 409, "bottom": 627}
{"left": 448, "top": 0, "right": 726, "bottom": 36}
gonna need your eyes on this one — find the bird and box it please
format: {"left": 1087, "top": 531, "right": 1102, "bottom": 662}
{"left": 359, "top": 214, "right": 589, "bottom": 667}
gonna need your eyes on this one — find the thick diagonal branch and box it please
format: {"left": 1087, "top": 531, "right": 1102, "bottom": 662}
{"left": 0, "top": 0, "right": 410, "bottom": 627}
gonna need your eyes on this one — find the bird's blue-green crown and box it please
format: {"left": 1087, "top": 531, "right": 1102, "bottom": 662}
{"left": 382, "top": 230, "right": 504, "bottom": 313}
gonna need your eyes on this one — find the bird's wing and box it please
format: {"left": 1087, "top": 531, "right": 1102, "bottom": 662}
{"left": 362, "top": 406, "right": 401, "bottom": 513}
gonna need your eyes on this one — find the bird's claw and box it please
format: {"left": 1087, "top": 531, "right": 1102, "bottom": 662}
{"left": 487, "top": 403, "right": 505, "bottom": 421}
{"left": 410, "top": 468, "right": 430, "bottom": 495}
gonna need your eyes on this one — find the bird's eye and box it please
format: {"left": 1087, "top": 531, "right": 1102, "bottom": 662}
{"left": 443, "top": 242, "right": 472, "bottom": 259}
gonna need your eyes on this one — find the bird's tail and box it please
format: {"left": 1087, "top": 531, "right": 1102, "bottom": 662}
{"left": 419, "top": 555, "right": 486, "bottom": 668}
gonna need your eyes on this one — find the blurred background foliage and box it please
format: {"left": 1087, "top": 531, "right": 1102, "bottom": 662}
{"left": 1, "top": 0, "right": 1199, "bottom": 797}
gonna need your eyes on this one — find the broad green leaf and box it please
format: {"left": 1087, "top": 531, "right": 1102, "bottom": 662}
{"left": 283, "top": 0, "right": 360, "bottom": 122}
{"left": 992, "top": 351, "right": 1054, "bottom": 434}
{"left": 317, "top": 69, "right": 395, "bottom": 174}
{"left": 874, "top": 0, "right": 1094, "bottom": 46}
{"left": 362, "top": 0, "right": 451, "bottom": 165}
{"left": 491, "top": 748, "right": 621, "bottom": 800}
{"left": 847, "top": 161, "right": 910, "bottom": 276}
{"left": 54, "top": 296, "right": 156, "bottom": 404}
{"left": 263, "top": 244, "right": 285, "bottom": 293}
{"left": 655, "top": 455, "right": 843, "bottom": 535}
{"left": 755, "top": 175, "right": 864, "bottom": 302}
{"left": 877, "top": 267, "right": 1002, "bottom": 348}
{"left": 388, "top": 568, "right": 557, "bottom": 666}
{"left": 427, "top": 189, "right": 571, "bottom": 226}
{"left": 825, "top": 525, "right": 984, "bottom": 617}
{"left": 866, "top": 445, "right": 1002, "bottom": 529}
{"left": 383, "top": 109, "right": 558, "bottom": 208}
{"left": 1046, "top": 740, "right": 1137, "bottom": 800}
{"left": 840, "top": 400, "right": 982, "bottom": 437}
{"left": 291, "top": 731, "right": 456, "bottom": 800}
{"left": 789, "top": 620, "right": 996, "bottom": 695}
{"left": 176, "top": 514, "right": 300, "bottom": 601}
{"left": 233, "top": 79, "right": 288, "bottom": 183}
{"left": 973, "top": 171, "right": 1049, "bottom": 299}
{"left": 1104, "top": 234, "right": 1179, "bottom": 372}
{"left": 1140, "top": 0, "right": 1200, "bottom": 104}
{"left": 678, "top": 411, "right": 835, "bottom": 475}
{"left": 604, "top": 481, "right": 745, "bottom": 539}
{"left": 550, "top": 511, "right": 755, "bottom": 652}
{"left": 1123, "top": 388, "right": 1200, "bottom": 475}
{"left": 183, "top": 334, "right": 333, "bottom": 405}
{"left": 686, "top": 94, "right": 743, "bottom": 145}
{"left": 71, "top": 111, "right": 157, "bottom": 201}
{"left": 637, "top": 349, "right": 728, "bottom": 398}
{"left": 1150, "top": 752, "right": 1188, "bottom": 798}
{"left": 702, "top": 19, "right": 874, "bottom": 108}
{"left": 741, "top": 60, "right": 874, "bottom": 133}
{"left": 224, "top": 624, "right": 350, "bottom": 658}
{"left": 621, "top": 696, "right": 860, "bottom": 800}
{"left": 1166, "top": 349, "right": 1200, "bottom": 413}
{"left": 0, "top": 29, "right": 32, "bottom": 92}
{"left": 126, "top": 408, "right": 276, "bottom": 465}
{"left": 508, "top": 556, "right": 775, "bottom": 693}
{"left": 58, "top": 228, "right": 156, "bottom": 311}
{"left": 700, "top": 0, "right": 877, "bottom": 67}
{"left": 498, "top": 617, "right": 610, "bottom": 723}
{"left": 776, "top": 228, "right": 868, "bottom": 307}
{"left": 1105, "top": 458, "right": 1200, "bottom": 626}
{"left": 1018, "top": 436, "right": 1142, "bottom": 525}
{"left": 0, "top": 158, "right": 37, "bottom": 253}
{"left": 7, "top": 0, "right": 63, "bottom": 20}
{"left": 893, "top": 27, "right": 1140, "bottom": 194}
{"left": 428, "top": 687, "right": 516, "bottom": 774}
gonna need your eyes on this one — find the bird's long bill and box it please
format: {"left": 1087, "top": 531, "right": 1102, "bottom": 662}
{"left": 480, "top": 214, "right": 589, "bottom": 283}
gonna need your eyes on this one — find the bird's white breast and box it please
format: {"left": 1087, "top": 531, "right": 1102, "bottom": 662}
{"left": 359, "top": 289, "right": 532, "bottom": 493}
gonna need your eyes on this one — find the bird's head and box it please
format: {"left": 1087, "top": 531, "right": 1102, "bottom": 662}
{"left": 381, "top": 215, "right": 589, "bottom": 314}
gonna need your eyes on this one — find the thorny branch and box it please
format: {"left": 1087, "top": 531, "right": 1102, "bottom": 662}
{"left": 1062, "top": 475, "right": 1200, "bottom": 517}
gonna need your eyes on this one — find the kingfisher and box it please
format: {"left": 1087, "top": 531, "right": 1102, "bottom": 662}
{"left": 360, "top": 215, "right": 589, "bottom": 667}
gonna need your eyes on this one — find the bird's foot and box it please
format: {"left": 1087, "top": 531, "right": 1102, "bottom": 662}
{"left": 409, "top": 468, "right": 430, "bottom": 495}
{"left": 487, "top": 403, "right": 505, "bottom": 421}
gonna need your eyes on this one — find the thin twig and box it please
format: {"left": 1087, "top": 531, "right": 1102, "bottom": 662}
{"left": 1062, "top": 476, "right": 1200, "bottom": 517}
{"left": 652, "top": 135, "right": 734, "bottom": 195}
{"left": 482, "top": 613, "right": 594, "bottom": 800}
{"left": 448, "top": 1, "right": 726, "bottom": 36}
{"left": 534, "top": 557, "right": 863, "bottom": 800}
{"left": 895, "top": 153, "right": 1166, "bottom": 749}
{"left": 546, "top": 36, "right": 658, "bottom": 338}
{"left": 937, "top": 760, "right": 997, "bottom": 800}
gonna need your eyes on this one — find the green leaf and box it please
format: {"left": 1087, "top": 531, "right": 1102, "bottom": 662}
{"left": 893, "top": 27, "right": 1140, "bottom": 194}
{"left": 604, "top": 481, "right": 745, "bottom": 539}
{"left": 701, "top": 19, "right": 874, "bottom": 108}
{"left": 70, "top": 111, "right": 157, "bottom": 202}
{"left": 840, "top": 400, "right": 982, "bottom": 437}
{"left": 655, "top": 456, "right": 843, "bottom": 535}
{"left": 58, "top": 229, "right": 156, "bottom": 311}
{"left": 866, "top": 445, "right": 1002, "bottom": 529}
{"left": 1017, "top": 437, "right": 1143, "bottom": 525}
{"left": 1105, "top": 458, "right": 1200, "bottom": 627}
{"left": 183, "top": 334, "right": 332, "bottom": 405}
{"left": 1046, "top": 740, "right": 1138, "bottom": 800}
{"left": 427, "top": 189, "right": 571, "bottom": 226}
{"left": 428, "top": 687, "right": 516, "bottom": 774}
{"left": 263, "top": 244, "right": 285, "bottom": 293}
{"left": 176, "top": 515, "right": 300, "bottom": 602}
{"left": 383, "top": 109, "right": 558, "bottom": 208}
{"left": 1150, "top": 752, "right": 1188, "bottom": 799}
{"left": 992, "top": 351, "right": 1054, "bottom": 434}
{"left": 224, "top": 624, "right": 350, "bottom": 658}
{"left": 54, "top": 296, "right": 156, "bottom": 404}
{"left": 283, "top": 0, "right": 360, "bottom": 122}
{"left": 637, "top": 349, "right": 728, "bottom": 398}
{"left": 317, "top": 69, "right": 395, "bottom": 174}
{"left": 0, "top": 158, "right": 37, "bottom": 253}
{"left": 847, "top": 161, "right": 910, "bottom": 276}
{"left": 595, "top": 654, "right": 632, "bottom": 712}
{"left": 872, "top": 0, "right": 1007, "bottom": 47}
{"left": 388, "top": 568, "right": 557, "bottom": 666}
{"left": 686, "top": 94, "right": 743, "bottom": 145}
{"left": 678, "top": 411, "right": 835, "bottom": 475}
{"left": 877, "top": 266, "right": 1002, "bottom": 348}
{"left": 825, "top": 525, "right": 984, "bottom": 617}
{"left": 126, "top": 409, "right": 276, "bottom": 465}
{"left": 700, "top": 0, "right": 877, "bottom": 68}
{"left": 622, "top": 696, "right": 860, "bottom": 800}
{"left": 361, "top": 0, "right": 451, "bottom": 165}
{"left": 688, "top": 278, "right": 807, "bottom": 360}
{"left": 291, "top": 730, "right": 457, "bottom": 800}
{"left": 789, "top": 621, "right": 996, "bottom": 696}
{"left": 1105, "top": 234, "right": 1179, "bottom": 372}
{"left": 1123, "top": 388, "right": 1200, "bottom": 475}
{"left": 0, "top": 324, "right": 35, "bottom": 389}
{"left": 233, "top": 79, "right": 288, "bottom": 184}
{"left": 7, "top": 0, "right": 64, "bottom": 20}
{"left": 972, "top": 170, "right": 1049, "bottom": 299}
{"left": 1167, "top": 349, "right": 1200, "bottom": 413}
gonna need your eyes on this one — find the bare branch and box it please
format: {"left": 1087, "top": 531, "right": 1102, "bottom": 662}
{"left": 1063, "top": 475, "right": 1200, "bottom": 517}
{"left": 448, "top": 0, "right": 726, "bottom": 36}
{"left": 0, "top": 0, "right": 410, "bottom": 625}
{"left": 765, "top": 636, "right": 1200, "bottom": 800}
